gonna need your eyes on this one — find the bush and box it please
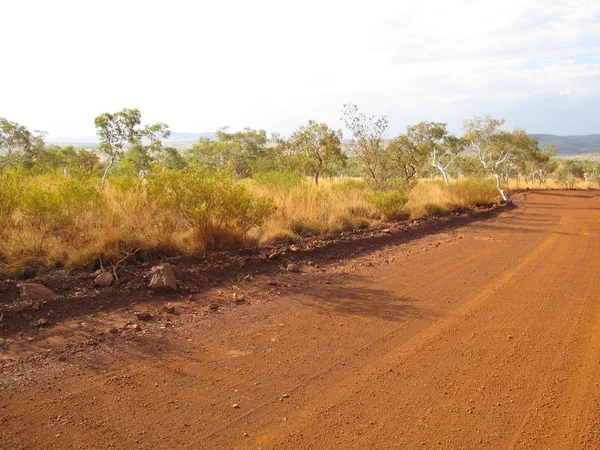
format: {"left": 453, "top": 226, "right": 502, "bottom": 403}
{"left": 150, "top": 166, "right": 276, "bottom": 251}
{"left": 252, "top": 171, "right": 306, "bottom": 191}
{"left": 330, "top": 178, "right": 368, "bottom": 192}
{"left": 17, "top": 175, "right": 102, "bottom": 251}
{"left": 365, "top": 190, "right": 410, "bottom": 221}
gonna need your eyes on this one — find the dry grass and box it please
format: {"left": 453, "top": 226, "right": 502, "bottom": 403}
{"left": 249, "top": 178, "right": 375, "bottom": 242}
{"left": 406, "top": 179, "right": 500, "bottom": 219}
{"left": 0, "top": 172, "right": 504, "bottom": 277}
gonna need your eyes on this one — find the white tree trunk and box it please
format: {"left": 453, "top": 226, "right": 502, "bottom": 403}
{"left": 494, "top": 173, "right": 509, "bottom": 202}
{"left": 101, "top": 159, "right": 114, "bottom": 190}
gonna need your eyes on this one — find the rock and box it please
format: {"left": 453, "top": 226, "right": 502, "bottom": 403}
{"left": 208, "top": 303, "right": 219, "bottom": 311}
{"left": 34, "top": 318, "right": 50, "bottom": 327}
{"left": 287, "top": 263, "right": 301, "bottom": 273}
{"left": 18, "top": 283, "right": 56, "bottom": 302}
{"left": 266, "top": 280, "right": 278, "bottom": 286}
{"left": 382, "top": 228, "right": 391, "bottom": 234}
{"left": 148, "top": 264, "right": 178, "bottom": 294}
{"left": 131, "top": 324, "right": 143, "bottom": 332}
{"left": 232, "top": 293, "right": 245, "bottom": 303}
{"left": 31, "top": 302, "right": 41, "bottom": 311}
{"left": 135, "top": 312, "right": 153, "bottom": 321}
{"left": 289, "top": 245, "right": 300, "bottom": 252}
{"left": 232, "top": 404, "right": 240, "bottom": 409}
{"left": 171, "top": 265, "right": 185, "bottom": 281}
{"left": 109, "top": 327, "right": 120, "bottom": 334}
{"left": 163, "top": 305, "right": 176, "bottom": 314}
{"left": 282, "top": 393, "right": 289, "bottom": 399}
{"left": 94, "top": 272, "right": 114, "bottom": 288}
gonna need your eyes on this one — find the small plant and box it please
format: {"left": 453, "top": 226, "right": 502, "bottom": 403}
{"left": 365, "top": 190, "right": 410, "bottom": 221}
{"left": 252, "top": 171, "right": 306, "bottom": 191}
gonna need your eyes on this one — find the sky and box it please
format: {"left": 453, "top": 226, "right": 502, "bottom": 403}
{"left": 1, "top": 0, "right": 599, "bottom": 139}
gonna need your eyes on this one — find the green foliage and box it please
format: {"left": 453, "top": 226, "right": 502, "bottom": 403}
{"left": 273, "top": 120, "right": 346, "bottom": 184}
{"left": 252, "top": 171, "right": 306, "bottom": 191}
{"left": 341, "top": 104, "right": 392, "bottom": 190}
{"left": 555, "top": 160, "right": 584, "bottom": 189}
{"left": 330, "top": 178, "right": 368, "bottom": 192}
{"left": 0, "top": 118, "right": 46, "bottom": 168}
{"left": 149, "top": 166, "right": 276, "bottom": 251}
{"left": 188, "top": 127, "right": 268, "bottom": 177}
{"left": 365, "top": 190, "right": 410, "bottom": 221}
{"left": 9, "top": 175, "right": 102, "bottom": 254}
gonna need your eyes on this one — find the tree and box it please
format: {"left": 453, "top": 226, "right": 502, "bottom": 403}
{"left": 582, "top": 160, "right": 600, "bottom": 186}
{"left": 0, "top": 118, "right": 45, "bottom": 168}
{"left": 449, "top": 155, "right": 486, "bottom": 179}
{"left": 463, "top": 116, "right": 512, "bottom": 201}
{"left": 555, "top": 160, "right": 584, "bottom": 189}
{"left": 70, "top": 149, "right": 100, "bottom": 174}
{"left": 274, "top": 120, "right": 345, "bottom": 184}
{"left": 185, "top": 127, "right": 268, "bottom": 177}
{"left": 391, "top": 121, "right": 464, "bottom": 185}
{"left": 497, "top": 129, "right": 538, "bottom": 190}
{"left": 95, "top": 108, "right": 143, "bottom": 189}
{"left": 341, "top": 104, "right": 391, "bottom": 189}
{"left": 215, "top": 127, "right": 268, "bottom": 177}
{"left": 123, "top": 123, "right": 175, "bottom": 178}
{"left": 123, "top": 143, "right": 153, "bottom": 177}
{"left": 520, "top": 144, "right": 558, "bottom": 186}
{"left": 386, "top": 134, "right": 428, "bottom": 189}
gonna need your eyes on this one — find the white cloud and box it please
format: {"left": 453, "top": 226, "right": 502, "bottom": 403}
{"left": 0, "top": 0, "right": 598, "bottom": 136}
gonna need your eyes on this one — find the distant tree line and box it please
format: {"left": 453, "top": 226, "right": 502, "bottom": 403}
{"left": 1, "top": 106, "right": 597, "bottom": 200}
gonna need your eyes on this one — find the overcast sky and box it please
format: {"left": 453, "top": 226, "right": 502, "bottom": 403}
{"left": 2, "top": 0, "right": 599, "bottom": 139}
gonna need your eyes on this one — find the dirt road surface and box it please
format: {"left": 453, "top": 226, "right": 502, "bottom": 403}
{"left": 2, "top": 190, "right": 600, "bottom": 449}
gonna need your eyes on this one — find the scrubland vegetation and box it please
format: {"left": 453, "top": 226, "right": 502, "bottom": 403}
{"left": 0, "top": 107, "right": 597, "bottom": 276}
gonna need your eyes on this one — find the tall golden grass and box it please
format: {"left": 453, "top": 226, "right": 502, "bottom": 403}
{"left": 0, "top": 171, "right": 503, "bottom": 276}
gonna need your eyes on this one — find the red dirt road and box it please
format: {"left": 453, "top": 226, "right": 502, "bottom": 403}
{"left": 3, "top": 190, "right": 600, "bottom": 449}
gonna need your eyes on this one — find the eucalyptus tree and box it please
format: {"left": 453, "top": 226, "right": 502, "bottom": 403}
{"left": 463, "top": 116, "right": 511, "bottom": 200}
{"left": 0, "top": 118, "right": 45, "bottom": 168}
{"left": 95, "top": 109, "right": 171, "bottom": 186}
{"left": 341, "top": 104, "right": 391, "bottom": 189}
{"left": 95, "top": 108, "right": 143, "bottom": 189}
{"left": 274, "top": 120, "right": 344, "bottom": 184}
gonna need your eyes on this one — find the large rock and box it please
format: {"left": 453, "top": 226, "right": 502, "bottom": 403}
{"left": 18, "top": 283, "right": 56, "bottom": 302}
{"left": 94, "top": 272, "right": 114, "bottom": 287}
{"left": 149, "top": 264, "right": 178, "bottom": 293}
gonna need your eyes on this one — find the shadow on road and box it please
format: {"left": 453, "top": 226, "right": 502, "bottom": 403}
{"left": 293, "top": 274, "right": 430, "bottom": 322}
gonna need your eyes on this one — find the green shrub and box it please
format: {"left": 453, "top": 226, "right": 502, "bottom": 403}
{"left": 150, "top": 166, "right": 276, "bottom": 251}
{"left": 252, "top": 171, "right": 306, "bottom": 191}
{"left": 330, "top": 179, "right": 368, "bottom": 192}
{"left": 365, "top": 190, "right": 410, "bottom": 221}
{"left": 17, "top": 175, "right": 103, "bottom": 251}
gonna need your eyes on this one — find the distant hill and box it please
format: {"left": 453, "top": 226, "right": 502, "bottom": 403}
{"left": 44, "top": 132, "right": 600, "bottom": 156}
{"left": 47, "top": 132, "right": 218, "bottom": 150}
{"left": 530, "top": 134, "right": 600, "bottom": 155}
